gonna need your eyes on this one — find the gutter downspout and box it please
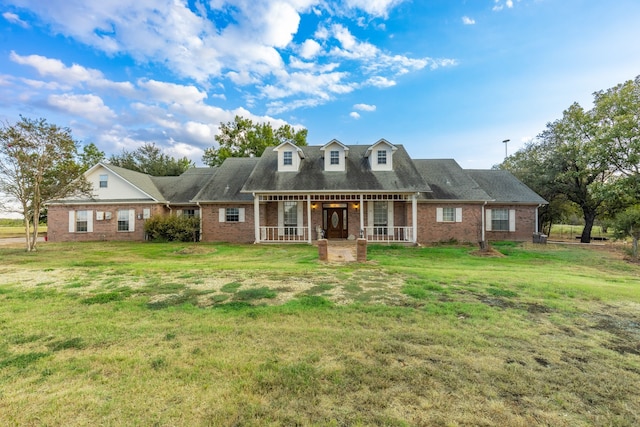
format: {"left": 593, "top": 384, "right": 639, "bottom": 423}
{"left": 196, "top": 202, "right": 202, "bottom": 242}
{"left": 481, "top": 201, "right": 487, "bottom": 243}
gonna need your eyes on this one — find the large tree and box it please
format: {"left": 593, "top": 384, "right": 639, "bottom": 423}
{"left": 109, "top": 142, "right": 194, "bottom": 176}
{"left": 203, "top": 116, "right": 308, "bottom": 167}
{"left": 0, "top": 117, "right": 92, "bottom": 251}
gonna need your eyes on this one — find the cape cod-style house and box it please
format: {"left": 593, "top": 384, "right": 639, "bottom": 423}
{"left": 46, "top": 139, "right": 547, "bottom": 245}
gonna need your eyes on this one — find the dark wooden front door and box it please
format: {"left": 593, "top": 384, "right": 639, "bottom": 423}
{"left": 325, "top": 208, "right": 347, "bottom": 239}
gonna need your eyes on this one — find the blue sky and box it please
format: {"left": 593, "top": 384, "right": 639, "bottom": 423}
{"left": 1, "top": 0, "right": 640, "bottom": 169}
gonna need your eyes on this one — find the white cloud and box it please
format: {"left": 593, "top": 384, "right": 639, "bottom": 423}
{"left": 353, "top": 103, "right": 376, "bottom": 112}
{"left": 48, "top": 94, "right": 116, "bottom": 124}
{"left": 300, "top": 39, "right": 322, "bottom": 59}
{"left": 138, "top": 79, "right": 207, "bottom": 105}
{"left": 343, "top": 0, "right": 407, "bottom": 18}
{"left": 462, "top": 16, "right": 475, "bottom": 25}
{"left": 349, "top": 111, "right": 361, "bottom": 119}
{"left": 3, "top": 12, "right": 30, "bottom": 28}
{"left": 366, "top": 76, "right": 396, "bottom": 88}
{"left": 493, "top": 0, "right": 516, "bottom": 11}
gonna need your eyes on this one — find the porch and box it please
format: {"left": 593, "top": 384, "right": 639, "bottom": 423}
{"left": 253, "top": 193, "right": 418, "bottom": 244}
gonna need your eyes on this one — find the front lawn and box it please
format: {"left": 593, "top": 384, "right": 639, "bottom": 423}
{"left": 0, "top": 241, "right": 638, "bottom": 425}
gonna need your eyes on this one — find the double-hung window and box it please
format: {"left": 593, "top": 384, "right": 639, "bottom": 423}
{"left": 283, "top": 201, "right": 298, "bottom": 235}
{"left": 491, "top": 209, "right": 510, "bottom": 231}
{"left": 377, "top": 150, "right": 387, "bottom": 165}
{"left": 76, "top": 210, "right": 88, "bottom": 232}
{"left": 283, "top": 151, "right": 293, "bottom": 166}
{"left": 330, "top": 150, "right": 340, "bottom": 165}
{"left": 373, "top": 201, "right": 388, "bottom": 235}
{"left": 226, "top": 208, "right": 239, "bottom": 222}
{"left": 442, "top": 207, "right": 456, "bottom": 222}
{"left": 118, "top": 209, "right": 134, "bottom": 232}
{"left": 99, "top": 174, "right": 108, "bottom": 188}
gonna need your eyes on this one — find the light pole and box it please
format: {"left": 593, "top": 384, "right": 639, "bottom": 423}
{"left": 502, "top": 139, "right": 510, "bottom": 159}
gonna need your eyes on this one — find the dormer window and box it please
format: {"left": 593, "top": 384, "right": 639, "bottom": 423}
{"left": 330, "top": 150, "right": 340, "bottom": 165}
{"left": 377, "top": 150, "right": 387, "bottom": 165}
{"left": 283, "top": 151, "right": 293, "bottom": 166}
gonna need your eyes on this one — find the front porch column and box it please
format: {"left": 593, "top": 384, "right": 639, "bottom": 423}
{"left": 359, "top": 194, "right": 364, "bottom": 237}
{"left": 253, "top": 193, "right": 260, "bottom": 243}
{"left": 307, "top": 194, "right": 312, "bottom": 244}
{"left": 412, "top": 194, "right": 417, "bottom": 243}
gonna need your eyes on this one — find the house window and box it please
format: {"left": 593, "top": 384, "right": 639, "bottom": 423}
{"left": 330, "top": 150, "right": 340, "bottom": 165}
{"left": 283, "top": 151, "right": 293, "bottom": 166}
{"left": 373, "top": 201, "right": 388, "bottom": 235}
{"left": 442, "top": 207, "right": 456, "bottom": 222}
{"left": 76, "top": 210, "right": 88, "bottom": 232}
{"left": 226, "top": 208, "right": 240, "bottom": 222}
{"left": 284, "top": 201, "right": 298, "bottom": 235}
{"left": 182, "top": 209, "right": 197, "bottom": 218}
{"left": 118, "top": 209, "right": 132, "bottom": 232}
{"left": 377, "top": 150, "right": 387, "bottom": 165}
{"left": 491, "top": 209, "right": 509, "bottom": 231}
{"left": 99, "top": 174, "right": 108, "bottom": 188}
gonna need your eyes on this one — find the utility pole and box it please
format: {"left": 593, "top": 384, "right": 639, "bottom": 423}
{"left": 502, "top": 139, "right": 510, "bottom": 159}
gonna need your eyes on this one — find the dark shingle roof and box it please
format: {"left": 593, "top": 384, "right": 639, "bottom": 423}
{"left": 466, "top": 170, "right": 547, "bottom": 204}
{"left": 241, "top": 145, "right": 428, "bottom": 193}
{"left": 193, "top": 157, "right": 259, "bottom": 202}
{"left": 152, "top": 167, "right": 218, "bottom": 204}
{"left": 413, "top": 159, "right": 491, "bottom": 201}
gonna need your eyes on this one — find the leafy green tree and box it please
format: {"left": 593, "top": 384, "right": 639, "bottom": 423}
{"left": 0, "top": 117, "right": 92, "bottom": 251}
{"left": 79, "top": 142, "right": 106, "bottom": 172}
{"left": 203, "top": 116, "right": 308, "bottom": 167}
{"left": 109, "top": 142, "right": 194, "bottom": 176}
{"left": 612, "top": 205, "right": 640, "bottom": 259}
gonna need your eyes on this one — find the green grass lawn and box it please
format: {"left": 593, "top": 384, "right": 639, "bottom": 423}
{"left": 1, "top": 241, "right": 639, "bottom": 426}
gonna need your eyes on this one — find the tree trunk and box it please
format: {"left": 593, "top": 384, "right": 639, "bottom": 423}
{"left": 23, "top": 215, "right": 31, "bottom": 252}
{"left": 581, "top": 210, "right": 596, "bottom": 243}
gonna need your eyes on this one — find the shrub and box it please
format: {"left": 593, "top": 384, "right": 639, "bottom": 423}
{"left": 144, "top": 214, "right": 200, "bottom": 242}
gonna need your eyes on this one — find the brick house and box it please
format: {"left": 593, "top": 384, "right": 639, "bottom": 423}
{"left": 47, "top": 139, "right": 546, "bottom": 244}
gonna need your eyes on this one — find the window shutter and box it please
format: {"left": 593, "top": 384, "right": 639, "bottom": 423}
{"left": 387, "top": 202, "right": 394, "bottom": 235}
{"left": 219, "top": 208, "right": 226, "bottom": 222}
{"left": 486, "top": 209, "right": 492, "bottom": 231}
{"left": 297, "top": 202, "right": 304, "bottom": 235}
{"left": 69, "top": 211, "right": 75, "bottom": 233}
{"left": 509, "top": 209, "right": 516, "bottom": 232}
{"left": 436, "top": 208, "right": 443, "bottom": 223}
{"left": 238, "top": 208, "right": 245, "bottom": 223}
{"left": 277, "top": 202, "right": 284, "bottom": 236}
{"left": 128, "top": 209, "right": 135, "bottom": 232}
{"left": 455, "top": 208, "right": 462, "bottom": 223}
{"left": 87, "top": 210, "right": 94, "bottom": 233}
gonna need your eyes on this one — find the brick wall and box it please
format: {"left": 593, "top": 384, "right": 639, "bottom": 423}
{"left": 47, "top": 203, "right": 166, "bottom": 242}
{"left": 200, "top": 203, "right": 256, "bottom": 243}
{"left": 417, "top": 203, "right": 484, "bottom": 244}
{"left": 416, "top": 203, "right": 538, "bottom": 244}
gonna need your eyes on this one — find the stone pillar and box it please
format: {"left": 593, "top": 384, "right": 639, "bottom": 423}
{"left": 318, "top": 239, "right": 328, "bottom": 261}
{"left": 356, "top": 238, "right": 367, "bottom": 262}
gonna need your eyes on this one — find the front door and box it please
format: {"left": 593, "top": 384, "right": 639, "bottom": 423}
{"left": 325, "top": 208, "right": 348, "bottom": 239}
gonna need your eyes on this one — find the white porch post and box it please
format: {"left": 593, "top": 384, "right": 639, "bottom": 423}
{"left": 254, "top": 193, "right": 260, "bottom": 243}
{"left": 307, "top": 194, "right": 312, "bottom": 244}
{"left": 412, "top": 194, "right": 417, "bottom": 243}
{"left": 359, "top": 194, "right": 364, "bottom": 238}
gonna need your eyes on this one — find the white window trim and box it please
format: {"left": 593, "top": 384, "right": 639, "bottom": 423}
{"left": 436, "top": 207, "right": 462, "bottom": 223}
{"left": 486, "top": 208, "right": 515, "bottom": 232}
{"left": 68, "top": 210, "right": 93, "bottom": 233}
{"left": 219, "top": 207, "right": 245, "bottom": 223}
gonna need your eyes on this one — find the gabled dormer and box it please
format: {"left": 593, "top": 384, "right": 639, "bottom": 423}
{"left": 274, "top": 141, "right": 305, "bottom": 172}
{"left": 320, "top": 139, "right": 349, "bottom": 172}
{"left": 365, "top": 139, "right": 397, "bottom": 171}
